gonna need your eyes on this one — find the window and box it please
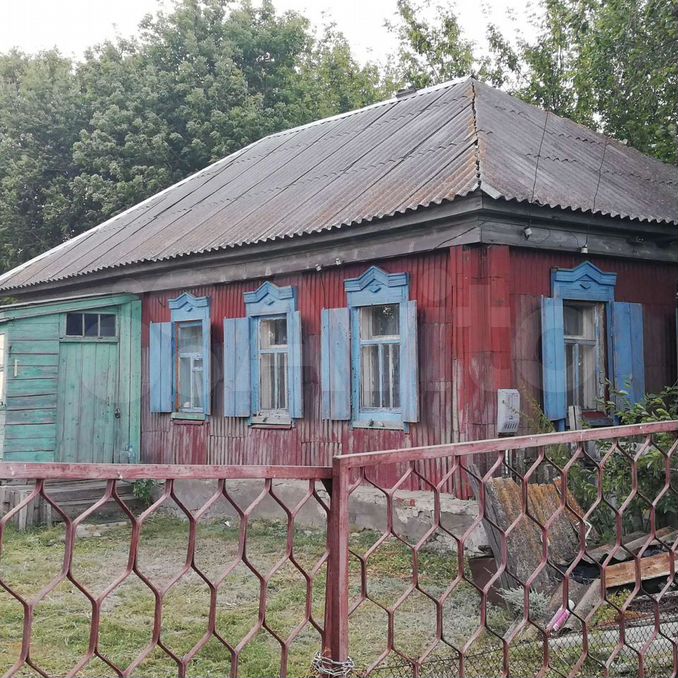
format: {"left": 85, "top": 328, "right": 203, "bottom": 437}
{"left": 223, "top": 281, "right": 303, "bottom": 422}
{"left": 149, "top": 293, "right": 211, "bottom": 416}
{"left": 176, "top": 322, "right": 204, "bottom": 412}
{"left": 328, "top": 266, "right": 418, "bottom": 428}
{"left": 359, "top": 304, "right": 400, "bottom": 410}
{"left": 65, "top": 312, "right": 116, "bottom": 338}
{"left": 563, "top": 303, "right": 605, "bottom": 411}
{"left": 541, "top": 261, "right": 645, "bottom": 428}
{"left": 257, "top": 316, "right": 289, "bottom": 412}
{"left": 0, "top": 334, "right": 6, "bottom": 407}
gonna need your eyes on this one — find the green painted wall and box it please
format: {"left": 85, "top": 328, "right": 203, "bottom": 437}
{"left": 0, "top": 295, "right": 141, "bottom": 463}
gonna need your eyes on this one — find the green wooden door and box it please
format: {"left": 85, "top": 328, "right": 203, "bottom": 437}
{"left": 56, "top": 341, "right": 119, "bottom": 463}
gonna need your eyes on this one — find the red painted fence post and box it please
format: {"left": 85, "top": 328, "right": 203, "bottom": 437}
{"left": 323, "top": 455, "right": 351, "bottom": 671}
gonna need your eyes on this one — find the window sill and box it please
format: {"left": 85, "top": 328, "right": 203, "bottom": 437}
{"left": 352, "top": 420, "right": 407, "bottom": 431}
{"left": 171, "top": 412, "right": 207, "bottom": 424}
{"left": 60, "top": 336, "right": 118, "bottom": 343}
{"left": 250, "top": 413, "right": 293, "bottom": 429}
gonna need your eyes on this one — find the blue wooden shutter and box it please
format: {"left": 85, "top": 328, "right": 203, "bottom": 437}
{"left": 541, "top": 296, "right": 567, "bottom": 423}
{"left": 223, "top": 318, "right": 251, "bottom": 417}
{"left": 150, "top": 322, "right": 173, "bottom": 413}
{"left": 289, "top": 310, "right": 303, "bottom": 419}
{"left": 611, "top": 302, "right": 645, "bottom": 405}
{"left": 321, "top": 308, "right": 351, "bottom": 420}
{"left": 201, "top": 316, "right": 212, "bottom": 415}
{"left": 401, "top": 300, "right": 419, "bottom": 423}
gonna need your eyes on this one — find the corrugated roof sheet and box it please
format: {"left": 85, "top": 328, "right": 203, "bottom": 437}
{"left": 1, "top": 78, "right": 676, "bottom": 292}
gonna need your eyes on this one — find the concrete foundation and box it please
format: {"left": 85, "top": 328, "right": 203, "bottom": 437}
{"left": 163, "top": 479, "right": 489, "bottom": 554}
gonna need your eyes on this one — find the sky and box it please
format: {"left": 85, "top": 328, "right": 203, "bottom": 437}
{"left": 0, "top": 0, "right": 540, "bottom": 65}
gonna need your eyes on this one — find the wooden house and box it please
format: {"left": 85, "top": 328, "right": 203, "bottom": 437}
{"left": 0, "top": 78, "right": 676, "bottom": 495}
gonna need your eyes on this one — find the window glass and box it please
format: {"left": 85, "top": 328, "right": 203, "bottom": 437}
{"left": 84, "top": 313, "right": 99, "bottom": 337}
{"left": 178, "top": 323, "right": 202, "bottom": 354}
{"left": 66, "top": 312, "right": 116, "bottom": 338}
{"left": 66, "top": 313, "right": 83, "bottom": 336}
{"left": 176, "top": 322, "right": 204, "bottom": 411}
{"left": 99, "top": 314, "right": 116, "bottom": 337}
{"left": 359, "top": 304, "right": 401, "bottom": 411}
{"left": 258, "top": 317, "right": 289, "bottom": 412}
{"left": 360, "top": 304, "right": 399, "bottom": 339}
{"left": 564, "top": 303, "right": 605, "bottom": 411}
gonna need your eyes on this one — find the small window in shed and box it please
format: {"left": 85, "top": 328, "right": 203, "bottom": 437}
{"left": 66, "top": 312, "right": 117, "bottom": 338}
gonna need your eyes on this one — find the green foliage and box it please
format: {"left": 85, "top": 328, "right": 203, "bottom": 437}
{"left": 387, "top": 0, "right": 678, "bottom": 165}
{"left": 386, "top": 0, "right": 475, "bottom": 89}
{"left": 131, "top": 479, "right": 157, "bottom": 507}
{"left": 546, "top": 385, "right": 678, "bottom": 539}
{"left": 0, "top": 0, "right": 389, "bottom": 274}
{"left": 0, "top": 0, "right": 675, "bottom": 279}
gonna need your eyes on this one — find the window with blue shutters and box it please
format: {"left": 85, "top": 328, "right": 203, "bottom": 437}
{"left": 149, "top": 293, "right": 211, "bottom": 416}
{"left": 541, "top": 262, "right": 645, "bottom": 428}
{"left": 223, "top": 282, "right": 302, "bottom": 424}
{"left": 323, "top": 266, "right": 418, "bottom": 429}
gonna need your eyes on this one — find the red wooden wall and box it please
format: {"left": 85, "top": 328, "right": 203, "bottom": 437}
{"left": 139, "top": 244, "right": 678, "bottom": 496}
{"left": 141, "top": 250, "right": 461, "bottom": 490}
{"left": 509, "top": 248, "right": 678, "bottom": 430}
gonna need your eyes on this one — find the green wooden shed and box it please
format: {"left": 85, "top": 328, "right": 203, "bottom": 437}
{"left": 0, "top": 294, "right": 141, "bottom": 464}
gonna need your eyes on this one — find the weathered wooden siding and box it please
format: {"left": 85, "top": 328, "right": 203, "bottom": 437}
{"left": 0, "top": 296, "right": 142, "bottom": 463}
{"left": 2, "top": 315, "right": 60, "bottom": 461}
{"left": 141, "top": 250, "right": 460, "bottom": 490}
{"left": 509, "top": 248, "right": 678, "bottom": 430}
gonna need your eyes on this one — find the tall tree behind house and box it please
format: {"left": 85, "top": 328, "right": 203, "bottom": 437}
{"left": 389, "top": 0, "right": 678, "bottom": 164}
{"left": 0, "top": 0, "right": 389, "bottom": 273}
{"left": 0, "top": 0, "right": 675, "bottom": 275}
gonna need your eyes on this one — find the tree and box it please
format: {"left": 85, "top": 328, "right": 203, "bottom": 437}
{"left": 387, "top": 0, "right": 678, "bottom": 165}
{"left": 386, "top": 0, "right": 475, "bottom": 89}
{"left": 0, "top": 50, "right": 86, "bottom": 269}
{"left": 0, "top": 0, "right": 389, "bottom": 272}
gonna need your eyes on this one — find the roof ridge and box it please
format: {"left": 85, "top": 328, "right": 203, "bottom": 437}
{"left": 469, "top": 79, "right": 483, "bottom": 193}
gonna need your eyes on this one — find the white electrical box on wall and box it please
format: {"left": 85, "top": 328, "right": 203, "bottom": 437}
{"left": 497, "top": 389, "right": 520, "bottom": 434}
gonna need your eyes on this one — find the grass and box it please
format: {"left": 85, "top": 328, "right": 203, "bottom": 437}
{"left": 0, "top": 516, "right": 497, "bottom": 677}
{"left": 2, "top": 516, "right": 671, "bottom": 677}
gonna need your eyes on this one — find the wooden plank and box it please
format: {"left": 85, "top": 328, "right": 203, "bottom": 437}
{"left": 76, "top": 343, "right": 96, "bottom": 463}
{"left": 5, "top": 394, "right": 57, "bottom": 410}
{"left": 3, "top": 450, "right": 54, "bottom": 462}
{"left": 9, "top": 322, "right": 60, "bottom": 340}
{"left": 4, "top": 437, "right": 55, "bottom": 453}
{"left": 6, "top": 378, "right": 58, "bottom": 397}
{"left": 56, "top": 342, "right": 80, "bottom": 462}
{"left": 6, "top": 408, "right": 55, "bottom": 425}
{"left": 9, "top": 340, "right": 59, "bottom": 355}
{"left": 9, "top": 364, "right": 59, "bottom": 379}
{"left": 586, "top": 527, "right": 675, "bottom": 563}
{"left": 127, "top": 300, "right": 142, "bottom": 460}
{"left": 605, "top": 552, "right": 678, "bottom": 588}
{"left": 4, "top": 423, "right": 56, "bottom": 440}
{"left": 0, "top": 462, "right": 333, "bottom": 480}
{"left": 9, "top": 354, "right": 59, "bottom": 367}
{"left": 2, "top": 294, "right": 138, "bottom": 321}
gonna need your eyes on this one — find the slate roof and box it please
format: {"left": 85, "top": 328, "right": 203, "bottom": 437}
{"left": 1, "top": 77, "right": 676, "bottom": 292}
